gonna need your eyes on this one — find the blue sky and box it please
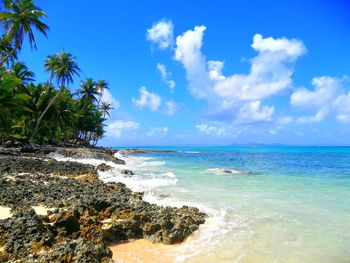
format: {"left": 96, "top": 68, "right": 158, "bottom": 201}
{"left": 17, "top": 0, "right": 350, "bottom": 146}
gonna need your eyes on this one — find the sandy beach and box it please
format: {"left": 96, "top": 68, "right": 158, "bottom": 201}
{"left": 110, "top": 239, "right": 180, "bottom": 263}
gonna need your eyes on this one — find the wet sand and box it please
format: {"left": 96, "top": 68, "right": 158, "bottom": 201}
{"left": 109, "top": 239, "right": 181, "bottom": 263}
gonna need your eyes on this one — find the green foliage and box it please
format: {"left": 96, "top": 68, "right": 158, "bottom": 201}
{"left": 0, "top": 1, "right": 111, "bottom": 146}
{"left": 0, "top": 0, "right": 49, "bottom": 65}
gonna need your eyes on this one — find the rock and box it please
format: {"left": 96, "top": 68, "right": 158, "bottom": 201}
{"left": 20, "top": 144, "right": 39, "bottom": 153}
{"left": 120, "top": 169, "right": 134, "bottom": 175}
{"left": 112, "top": 157, "right": 126, "bottom": 165}
{"left": 52, "top": 209, "right": 81, "bottom": 236}
{"left": 4, "top": 141, "right": 14, "bottom": 148}
{"left": 0, "top": 146, "right": 206, "bottom": 261}
{"left": 0, "top": 208, "right": 54, "bottom": 258}
{"left": 96, "top": 163, "right": 112, "bottom": 172}
{"left": 37, "top": 238, "right": 113, "bottom": 263}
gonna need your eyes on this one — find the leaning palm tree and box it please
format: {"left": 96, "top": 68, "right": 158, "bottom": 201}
{"left": 31, "top": 51, "right": 80, "bottom": 141}
{"left": 100, "top": 101, "right": 113, "bottom": 118}
{"left": 0, "top": 0, "right": 49, "bottom": 66}
{"left": 0, "top": 34, "right": 17, "bottom": 66}
{"left": 79, "top": 78, "right": 99, "bottom": 104}
{"left": 96, "top": 79, "right": 109, "bottom": 106}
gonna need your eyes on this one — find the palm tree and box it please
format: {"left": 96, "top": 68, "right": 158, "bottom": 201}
{"left": 45, "top": 51, "right": 80, "bottom": 87}
{"left": 96, "top": 79, "right": 109, "bottom": 106}
{"left": 12, "top": 61, "right": 34, "bottom": 82}
{"left": 100, "top": 101, "right": 113, "bottom": 118}
{"left": 0, "top": 34, "right": 17, "bottom": 66}
{"left": 0, "top": 67, "right": 30, "bottom": 141}
{"left": 31, "top": 51, "right": 80, "bottom": 141}
{"left": 0, "top": 0, "right": 49, "bottom": 66}
{"left": 11, "top": 61, "right": 34, "bottom": 95}
{"left": 79, "top": 78, "right": 99, "bottom": 104}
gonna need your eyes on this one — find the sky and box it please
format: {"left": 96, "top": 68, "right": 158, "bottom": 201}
{"left": 15, "top": 0, "right": 350, "bottom": 146}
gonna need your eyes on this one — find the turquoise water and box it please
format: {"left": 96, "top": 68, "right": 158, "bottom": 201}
{"left": 115, "top": 146, "right": 350, "bottom": 262}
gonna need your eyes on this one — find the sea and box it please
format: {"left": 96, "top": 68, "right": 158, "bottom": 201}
{"left": 53, "top": 146, "right": 350, "bottom": 262}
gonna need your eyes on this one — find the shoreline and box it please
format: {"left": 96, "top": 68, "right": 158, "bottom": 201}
{"left": 0, "top": 144, "right": 206, "bottom": 262}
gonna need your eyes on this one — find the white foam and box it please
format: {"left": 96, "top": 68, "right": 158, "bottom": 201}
{"left": 179, "top": 151, "right": 200, "bottom": 154}
{"left": 141, "top": 193, "right": 251, "bottom": 262}
{"left": 207, "top": 168, "right": 246, "bottom": 175}
{"left": 48, "top": 150, "right": 246, "bottom": 262}
{"left": 99, "top": 170, "right": 178, "bottom": 193}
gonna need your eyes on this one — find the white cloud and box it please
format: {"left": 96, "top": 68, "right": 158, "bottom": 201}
{"left": 174, "top": 25, "right": 212, "bottom": 99}
{"left": 146, "top": 20, "right": 174, "bottom": 49}
{"left": 151, "top": 21, "right": 350, "bottom": 127}
{"left": 208, "top": 60, "right": 225, "bottom": 81}
{"left": 297, "top": 109, "right": 328, "bottom": 124}
{"left": 147, "top": 127, "right": 169, "bottom": 137}
{"left": 196, "top": 123, "right": 226, "bottom": 136}
{"left": 171, "top": 25, "right": 306, "bottom": 122}
{"left": 251, "top": 34, "right": 306, "bottom": 57}
{"left": 157, "top": 63, "right": 176, "bottom": 93}
{"left": 291, "top": 77, "right": 342, "bottom": 107}
{"left": 291, "top": 76, "right": 350, "bottom": 123}
{"left": 337, "top": 114, "right": 350, "bottom": 123}
{"left": 165, "top": 100, "right": 177, "bottom": 116}
{"left": 100, "top": 89, "right": 120, "bottom": 109}
{"left": 213, "top": 34, "right": 306, "bottom": 101}
{"left": 236, "top": 101, "right": 274, "bottom": 124}
{"left": 132, "top": 86, "right": 161, "bottom": 111}
{"left": 278, "top": 116, "right": 294, "bottom": 125}
{"left": 105, "top": 120, "right": 139, "bottom": 138}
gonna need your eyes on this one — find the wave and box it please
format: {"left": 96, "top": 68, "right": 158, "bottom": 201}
{"left": 206, "top": 168, "right": 247, "bottom": 175}
{"left": 48, "top": 151, "right": 175, "bottom": 193}
{"left": 141, "top": 192, "right": 251, "bottom": 262}
{"left": 48, "top": 150, "right": 248, "bottom": 262}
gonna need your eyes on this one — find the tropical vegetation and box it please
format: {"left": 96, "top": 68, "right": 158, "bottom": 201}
{"left": 0, "top": 0, "right": 112, "bottom": 146}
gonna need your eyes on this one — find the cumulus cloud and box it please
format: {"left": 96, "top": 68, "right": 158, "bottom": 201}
{"left": 100, "top": 89, "right": 120, "bottom": 109}
{"left": 174, "top": 25, "right": 212, "bottom": 99}
{"left": 236, "top": 101, "right": 274, "bottom": 124}
{"left": 208, "top": 60, "right": 225, "bottom": 81}
{"left": 196, "top": 123, "right": 226, "bottom": 136}
{"left": 132, "top": 86, "right": 161, "bottom": 111}
{"left": 171, "top": 24, "right": 306, "bottom": 123}
{"left": 291, "top": 76, "right": 350, "bottom": 123}
{"left": 213, "top": 34, "right": 306, "bottom": 101}
{"left": 165, "top": 100, "right": 177, "bottom": 116}
{"left": 147, "top": 127, "right": 169, "bottom": 137}
{"left": 291, "top": 77, "right": 342, "bottom": 108}
{"left": 157, "top": 63, "right": 176, "bottom": 93}
{"left": 150, "top": 20, "right": 350, "bottom": 127}
{"left": 146, "top": 20, "right": 174, "bottom": 49}
{"left": 105, "top": 120, "right": 139, "bottom": 138}
{"left": 174, "top": 27, "right": 306, "bottom": 102}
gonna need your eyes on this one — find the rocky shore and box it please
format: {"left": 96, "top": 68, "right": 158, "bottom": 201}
{"left": 0, "top": 145, "right": 206, "bottom": 262}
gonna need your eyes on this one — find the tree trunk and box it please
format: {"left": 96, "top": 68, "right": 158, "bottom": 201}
{"left": 0, "top": 33, "right": 21, "bottom": 67}
{"left": 30, "top": 88, "right": 63, "bottom": 142}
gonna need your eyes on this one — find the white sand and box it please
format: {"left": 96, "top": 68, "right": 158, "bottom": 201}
{"left": 0, "top": 206, "right": 12, "bottom": 220}
{"left": 31, "top": 206, "right": 57, "bottom": 216}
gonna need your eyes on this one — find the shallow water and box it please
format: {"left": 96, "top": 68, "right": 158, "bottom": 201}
{"left": 52, "top": 146, "right": 350, "bottom": 262}
{"left": 117, "top": 147, "right": 350, "bottom": 263}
